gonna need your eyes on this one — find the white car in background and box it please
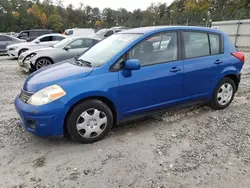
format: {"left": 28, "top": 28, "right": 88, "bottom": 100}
{"left": 65, "top": 28, "right": 95, "bottom": 36}
{"left": 6, "top": 33, "right": 66, "bottom": 58}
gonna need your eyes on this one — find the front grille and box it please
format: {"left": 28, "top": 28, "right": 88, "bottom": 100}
{"left": 19, "top": 89, "right": 33, "bottom": 103}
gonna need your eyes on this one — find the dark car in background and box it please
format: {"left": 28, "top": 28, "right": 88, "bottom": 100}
{"left": 0, "top": 34, "right": 26, "bottom": 53}
{"left": 16, "top": 29, "right": 52, "bottom": 42}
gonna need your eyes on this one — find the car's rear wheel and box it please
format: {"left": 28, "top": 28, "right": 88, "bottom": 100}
{"left": 211, "top": 77, "right": 236, "bottom": 110}
{"left": 66, "top": 99, "right": 113, "bottom": 144}
{"left": 35, "top": 58, "right": 53, "bottom": 70}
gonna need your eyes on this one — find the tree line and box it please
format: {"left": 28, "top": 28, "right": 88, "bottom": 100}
{"left": 0, "top": 0, "right": 250, "bottom": 33}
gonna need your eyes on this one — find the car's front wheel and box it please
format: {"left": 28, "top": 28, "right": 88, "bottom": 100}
{"left": 211, "top": 77, "right": 236, "bottom": 110}
{"left": 66, "top": 99, "right": 113, "bottom": 144}
{"left": 35, "top": 58, "right": 53, "bottom": 70}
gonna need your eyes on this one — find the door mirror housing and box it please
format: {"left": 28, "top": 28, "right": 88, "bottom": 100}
{"left": 35, "top": 40, "right": 40, "bottom": 44}
{"left": 124, "top": 59, "right": 141, "bottom": 70}
{"left": 64, "top": 45, "right": 71, "bottom": 50}
{"left": 122, "top": 59, "right": 140, "bottom": 77}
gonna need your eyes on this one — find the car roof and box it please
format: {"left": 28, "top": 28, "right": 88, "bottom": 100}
{"left": 120, "top": 26, "right": 224, "bottom": 35}
{"left": 39, "top": 33, "right": 66, "bottom": 37}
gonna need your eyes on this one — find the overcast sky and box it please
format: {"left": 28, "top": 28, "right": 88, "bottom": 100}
{"left": 63, "top": 0, "right": 174, "bottom": 11}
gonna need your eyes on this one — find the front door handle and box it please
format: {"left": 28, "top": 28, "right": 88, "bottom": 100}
{"left": 214, "top": 60, "right": 223, "bottom": 64}
{"left": 170, "top": 67, "right": 181, "bottom": 72}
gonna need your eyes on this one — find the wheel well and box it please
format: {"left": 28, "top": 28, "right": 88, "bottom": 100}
{"left": 224, "top": 74, "right": 240, "bottom": 90}
{"left": 63, "top": 96, "right": 118, "bottom": 135}
{"left": 18, "top": 48, "right": 28, "bottom": 56}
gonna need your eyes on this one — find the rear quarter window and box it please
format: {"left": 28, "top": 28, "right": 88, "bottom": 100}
{"left": 209, "top": 34, "right": 221, "bottom": 55}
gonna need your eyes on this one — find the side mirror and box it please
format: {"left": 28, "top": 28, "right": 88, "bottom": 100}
{"left": 124, "top": 59, "right": 140, "bottom": 70}
{"left": 35, "top": 40, "right": 40, "bottom": 44}
{"left": 122, "top": 59, "right": 140, "bottom": 77}
{"left": 104, "top": 34, "right": 108, "bottom": 38}
{"left": 64, "top": 45, "right": 71, "bottom": 50}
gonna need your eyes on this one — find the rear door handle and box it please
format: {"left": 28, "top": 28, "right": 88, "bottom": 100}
{"left": 214, "top": 60, "right": 223, "bottom": 64}
{"left": 170, "top": 67, "right": 181, "bottom": 72}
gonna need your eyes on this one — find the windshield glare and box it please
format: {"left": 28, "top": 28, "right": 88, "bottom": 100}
{"left": 78, "top": 33, "right": 142, "bottom": 67}
{"left": 53, "top": 38, "right": 73, "bottom": 48}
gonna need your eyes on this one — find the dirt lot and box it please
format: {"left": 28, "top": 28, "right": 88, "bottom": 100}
{"left": 0, "top": 53, "right": 250, "bottom": 188}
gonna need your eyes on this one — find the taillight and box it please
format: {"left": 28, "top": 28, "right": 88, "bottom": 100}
{"left": 232, "top": 52, "right": 245, "bottom": 63}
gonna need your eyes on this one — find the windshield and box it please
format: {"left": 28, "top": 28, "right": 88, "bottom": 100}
{"left": 52, "top": 38, "right": 73, "bottom": 48}
{"left": 95, "top": 29, "right": 107, "bottom": 36}
{"left": 78, "top": 33, "right": 142, "bottom": 67}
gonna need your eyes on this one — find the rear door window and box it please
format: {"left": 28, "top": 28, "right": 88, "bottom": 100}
{"left": 183, "top": 32, "right": 210, "bottom": 59}
{"left": 53, "top": 36, "right": 65, "bottom": 41}
{"left": 82, "top": 39, "right": 94, "bottom": 48}
{"left": 39, "top": 36, "right": 53, "bottom": 42}
{"left": 29, "top": 31, "right": 38, "bottom": 37}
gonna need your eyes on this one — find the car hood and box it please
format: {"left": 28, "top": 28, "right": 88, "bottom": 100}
{"left": 7, "top": 42, "right": 28, "bottom": 48}
{"left": 7, "top": 42, "right": 52, "bottom": 49}
{"left": 23, "top": 60, "right": 94, "bottom": 92}
{"left": 20, "top": 47, "right": 56, "bottom": 59}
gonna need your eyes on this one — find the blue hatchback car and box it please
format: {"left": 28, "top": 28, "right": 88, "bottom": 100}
{"left": 15, "top": 26, "right": 244, "bottom": 143}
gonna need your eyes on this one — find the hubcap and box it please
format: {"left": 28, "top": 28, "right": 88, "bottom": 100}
{"left": 36, "top": 59, "right": 52, "bottom": 69}
{"left": 217, "top": 83, "right": 233, "bottom": 106}
{"left": 76, "top": 108, "right": 107, "bottom": 139}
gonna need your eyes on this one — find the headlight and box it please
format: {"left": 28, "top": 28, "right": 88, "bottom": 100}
{"left": 25, "top": 53, "right": 36, "bottom": 61}
{"left": 9, "top": 47, "right": 18, "bottom": 51}
{"left": 27, "top": 85, "right": 66, "bottom": 106}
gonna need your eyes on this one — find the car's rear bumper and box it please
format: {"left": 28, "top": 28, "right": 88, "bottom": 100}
{"left": 14, "top": 95, "right": 70, "bottom": 137}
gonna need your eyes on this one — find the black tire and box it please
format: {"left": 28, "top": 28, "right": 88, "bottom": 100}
{"left": 66, "top": 99, "right": 113, "bottom": 144}
{"left": 18, "top": 49, "right": 28, "bottom": 57}
{"left": 211, "top": 77, "right": 236, "bottom": 110}
{"left": 35, "top": 57, "right": 53, "bottom": 70}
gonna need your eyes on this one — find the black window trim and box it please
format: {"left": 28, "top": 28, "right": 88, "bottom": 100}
{"left": 209, "top": 32, "right": 224, "bottom": 55}
{"left": 110, "top": 30, "right": 181, "bottom": 72}
{"left": 180, "top": 30, "right": 224, "bottom": 60}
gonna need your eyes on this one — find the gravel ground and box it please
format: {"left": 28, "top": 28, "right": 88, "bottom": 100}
{"left": 0, "top": 53, "right": 250, "bottom": 188}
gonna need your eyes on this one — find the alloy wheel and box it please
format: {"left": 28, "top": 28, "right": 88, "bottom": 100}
{"left": 36, "top": 59, "right": 52, "bottom": 69}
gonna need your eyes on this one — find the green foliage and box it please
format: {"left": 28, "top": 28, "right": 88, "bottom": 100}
{"left": 0, "top": 0, "right": 250, "bottom": 32}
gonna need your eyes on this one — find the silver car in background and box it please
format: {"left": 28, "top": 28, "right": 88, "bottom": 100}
{"left": 18, "top": 36, "right": 101, "bottom": 72}
{"left": 6, "top": 33, "right": 66, "bottom": 58}
{"left": 0, "top": 34, "right": 26, "bottom": 53}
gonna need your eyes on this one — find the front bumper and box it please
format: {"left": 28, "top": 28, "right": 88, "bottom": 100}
{"left": 7, "top": 50, "right": 18, "bottom": 58}
{"left": 18, "top": 58, "right": 32, "bottom": 73}
{"left": 14, "top": 96, "right": 70, "bottom": 137}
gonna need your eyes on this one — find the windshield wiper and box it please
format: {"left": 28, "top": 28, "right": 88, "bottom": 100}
{"left": 75, "top": 58, "right": 92, "bottom": 67}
